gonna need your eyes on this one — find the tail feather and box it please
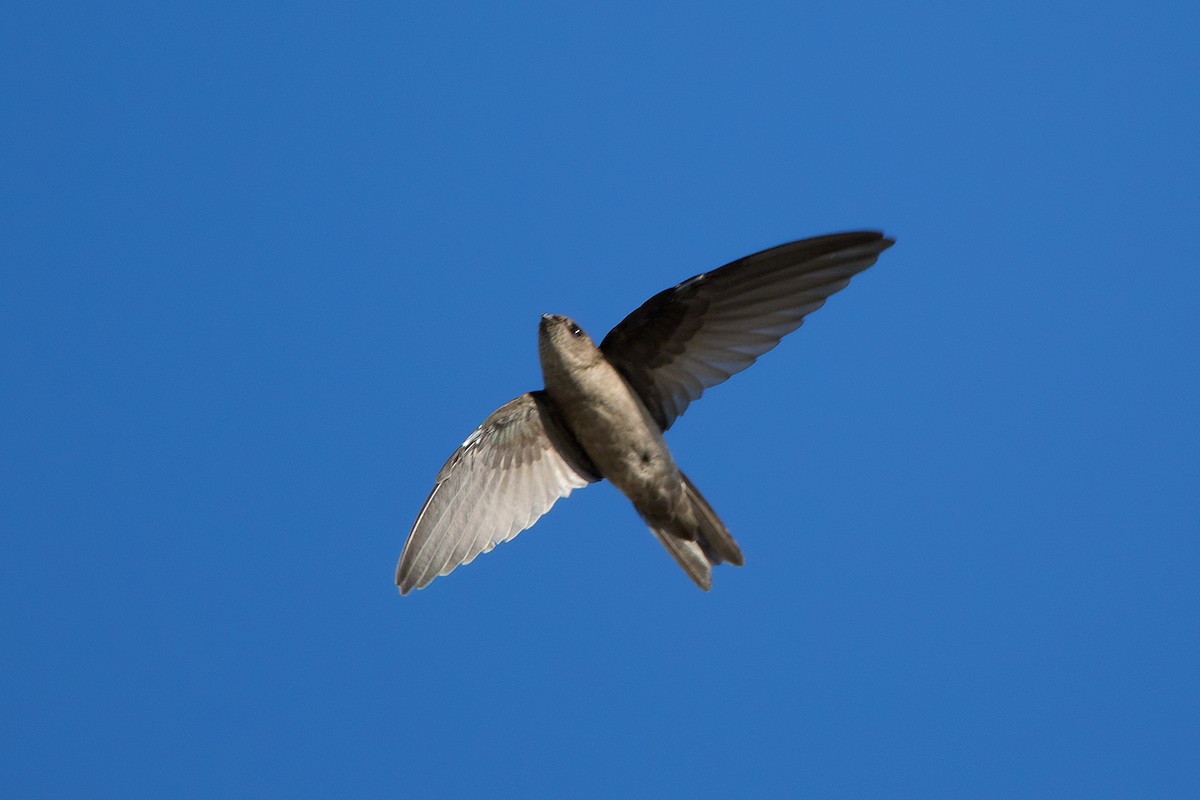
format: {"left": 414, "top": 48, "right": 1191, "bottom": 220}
{"left": 647, "top": 527, "right": 714, "bottom": 591}
{"left": 681, "top": 472, "right": 744, "bottom": 566}
{"left": 642, "top": 472, "right": 744, "bottom": 590}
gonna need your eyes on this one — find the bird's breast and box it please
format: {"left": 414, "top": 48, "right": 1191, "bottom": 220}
{"left": 542, "top": 355, "right": 677, "bottom": 500}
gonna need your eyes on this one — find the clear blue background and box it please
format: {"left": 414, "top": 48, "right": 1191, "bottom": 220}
{"left": 3, "top": 2, "right": 1198, "bottom": 797}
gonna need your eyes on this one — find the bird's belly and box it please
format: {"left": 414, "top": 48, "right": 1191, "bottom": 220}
{"left": 550, "top": 367, "right": 680, "bottom": 513}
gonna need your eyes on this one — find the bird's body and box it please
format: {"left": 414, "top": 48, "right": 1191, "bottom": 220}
{"left": 538, "top": 313, "right": 739, "bottom": 585}
{"left": 539, "top": 314, "right": 677, "bottom": 519}
{"left": 396, "top": 231, "right": 894, "bottom": 594}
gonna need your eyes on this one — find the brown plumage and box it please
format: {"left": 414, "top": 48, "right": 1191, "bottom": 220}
{"left": 396, "top": 231, "right": 894, "bottom": 594}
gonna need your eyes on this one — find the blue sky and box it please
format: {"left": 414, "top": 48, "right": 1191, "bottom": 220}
{"left": 3, "top": 2, "right": 1198, "bottom": 797}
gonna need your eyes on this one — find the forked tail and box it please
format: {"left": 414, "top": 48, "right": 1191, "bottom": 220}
{"left": 643, "top": 472, "right": 744, "bottom": 591}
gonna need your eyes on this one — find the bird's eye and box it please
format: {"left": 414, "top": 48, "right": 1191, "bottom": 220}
{"left": 569, "top": 324, "right": 583, "bottom": 338}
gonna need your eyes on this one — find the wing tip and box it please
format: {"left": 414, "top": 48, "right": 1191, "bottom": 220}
{"left": 395, "top": 563, "right": 417, "bottom": 595}
{"left": 831, "top": 229, "right": 896, "bottom": 255}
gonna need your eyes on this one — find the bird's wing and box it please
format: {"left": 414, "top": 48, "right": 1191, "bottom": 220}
{"left": 600, "top": 231, "right": 894, "bottom": 431}
{"left": 396, "top": 391, "right": 598, "bottom": 594}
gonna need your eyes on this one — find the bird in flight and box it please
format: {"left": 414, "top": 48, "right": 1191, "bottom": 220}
{"left": 396, "top": 231, "right": 894, "bottom": 594}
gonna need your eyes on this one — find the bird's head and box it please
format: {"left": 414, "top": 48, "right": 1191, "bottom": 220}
{"left": 538, "top": 314, "right": 601, "bottom": 375}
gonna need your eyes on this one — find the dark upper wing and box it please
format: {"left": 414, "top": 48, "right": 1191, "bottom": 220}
{"left": 396, "top": 392, "right": 598, "bottom": 594}
{"left": 600, "top": 231, "right": 894, "bottom": 431}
